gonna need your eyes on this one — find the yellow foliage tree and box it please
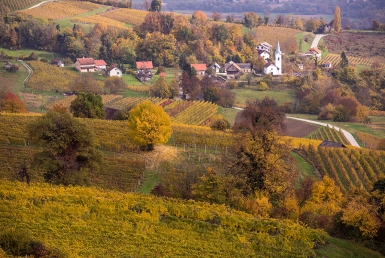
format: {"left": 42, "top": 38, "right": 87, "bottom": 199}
{"left": 334, "top": 6, "right": 341, "bottom": 33}
{"left": 128, "top": 100, "right": 172, "bottom": 150}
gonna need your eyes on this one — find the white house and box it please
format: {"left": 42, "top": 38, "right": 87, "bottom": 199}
{"left": 210, "top": 62, "right": 221, "bottom": 73}
{"left": 108, "top": 67, "right": 122, "bottom": 77}
{"left": 95, "top": 60, "right": 107, "bottom": 71}
{"left": 256, "top": 42, "right": 272, "bottom": 53}
{"left": 324, "top": 61, "right": 332, "bottom": 69}
{"left": 190, "top": 63, "right": 207, "bottom": 76}
{"left": 305, "top": 47, "right": 322, "bottom": 59}
{"left": 257, "top": 50, "right": 270, "bottom": 61}
{"left": 75, "top": 57, "right": 96, "bottom": 72}
{"left": 264, "top": 41, "right": 282, "bottom": 76}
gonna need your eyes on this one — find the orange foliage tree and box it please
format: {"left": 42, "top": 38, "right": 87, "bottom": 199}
{"left": 0, "top": 92, "right": 27, "bottom": 113}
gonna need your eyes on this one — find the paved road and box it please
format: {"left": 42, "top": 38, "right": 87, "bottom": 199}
{"left": 26, "top": 0, "right": 56, "bottom": 10}
{"left": 287, "top": 116, "right": 360, "bottom": 147}
{"left": 311, "top": 34, "right": 327, "bottom": 48}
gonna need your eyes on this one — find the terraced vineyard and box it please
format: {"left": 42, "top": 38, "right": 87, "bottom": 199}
{"left": 172, "top": 101, "right": 218, "bottom": 126}
{"left": 319, "top": 53, "right": 385, "bottom": 69}
{"left": 299, "top": 145, "right": 385, "bottom": 193}
{"left": 72, "top": 15, "right": 128, "bottom": 29}
{"left": 306, "top": 125, "right": 350, "bottom": 145}
{"left": 0, "top": 181, "right": 327, "bottom": 257}
{"left": 100, "top": 8, "right": 148, "bottom": 26}
{"left": 19, "top": 1, "right": 101, "bottom": 20}
{"left": 3, "top": 0, "right": 42, "bottom": 11}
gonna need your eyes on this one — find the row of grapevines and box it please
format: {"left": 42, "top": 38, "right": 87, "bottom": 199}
{"left": 19, "top": 1, "right": 101, "bottom": 20}
{"left": 320, "top": 53, "right": 385, "bottom": 68}
{"left": 354, "top": 131, "right": 383, "bottom": 150}
{"left": 3, "top": 0, "right": 41, "bottom": 11}
{"left": 307, "top": 125, "right": 349, "bottom": 145}
{"left": 172, "top": 101, "right": 218, "bottom": 126}
{"left": 300, "top": 144, "right": 385, "bottom": 193}
{"left": 100, "top": 8, "right": 147, "bottom": 26}
{"left": 0, "top": 180, "right": 327, "bottom": 257}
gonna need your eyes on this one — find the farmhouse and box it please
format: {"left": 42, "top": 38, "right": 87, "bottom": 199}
{"left": 75, "top": 57, "right": 96, "bottom": 72}
{"left": 210, "top": 62, "right": 221, "bottom": 73}
{"left": 257, "top": 49, "right": 270, "bottom": 61}
{"left": 256, "top": 42, "right": 272, "bottom": 53}
{"left": 305, "top": 47, "right": 322, "bottom": 59}
{"left": 324, "top": 62, "right": 332, "bottom": 69}
{"left": 136, "top": 61, "right": 153, "bottom": 82}
{"left": 50, "top": 59, "right": 64, "bottom": 67}
{"left": 107, "top": 66, "right": 122, "bottom": 77}
{"left": 264, "top": 41, "right": 282, "bottom": 76}
{"left": 190, "top": 63, "right": 207, "bottom": 76}
{"left": 95, "top": 60, "right": 107, "bottom": 71}
{"left": 224, "top": 61, "right": 252, "bottom": 79}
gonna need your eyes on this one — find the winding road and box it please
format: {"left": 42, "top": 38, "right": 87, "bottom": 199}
{"left": 311, "top": 34, "right": 327, "bottom": 48}
{"left": 286, "top": 116, "right": 360, "bottom": 147}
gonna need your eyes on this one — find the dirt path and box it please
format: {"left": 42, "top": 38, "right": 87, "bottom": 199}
{"left": 26, "top": 0, "right": 56, "bottom": 10}
{"left": 311, "top": 34, "right": 327, "bottom": 48}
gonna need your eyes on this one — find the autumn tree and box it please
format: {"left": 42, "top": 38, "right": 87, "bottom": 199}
{"left": 27, "top": 109, "right": 100, "bottom": 184}
{"left": 334, "top": 6, "right": 341, "bottom": 33}
{"left": 150, "top": 0, "right": 162, "bottom": 12}
{"left": 191, "top": 10, "right": 207, "bottom": 25}
{"left": 70, "top": 92, "right": 105, "bottom": 119}
{"left": 127, "top": 100, "right": 172, "bottom": 150}
{"left": 212, "top": 11, "right": 221, "bottom": 21}
{"left": 0, "top": 92, "right": 27, "bottom": 113}
{"left": 150, "top": 76, "right": 172, "bottom": 98}
{"left": 71, "top": 74, "right": 103, "bottom": 94}
{"left": 104, "top": 76, "right": 127, "bottom": 94}
{"left": 244, "top": 12, "right": 259, "bottom": 29}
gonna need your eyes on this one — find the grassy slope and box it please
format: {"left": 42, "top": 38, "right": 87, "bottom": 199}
{"left": 0, "top": 60, "right": 28, "bottom": 94}
{"left": 295, "top": 32, "right": 315, "bottom": 53}
{"left": 0, "top": 46, "right": 64, "bottom": 60}
{"left": 232, "top": 88, "right": 295, "bottom": 107}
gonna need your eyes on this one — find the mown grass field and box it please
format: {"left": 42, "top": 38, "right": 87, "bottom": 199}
{"left": 0, "top": 60, "right": 28, "bottom": 93}
{"left": 232, "top": 88, "right": 295, "bottom": 107}
{"left": 0, "top": 46, "right": 64, "bottom": 60}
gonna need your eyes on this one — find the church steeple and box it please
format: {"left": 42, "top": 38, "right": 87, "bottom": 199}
{"left": 274, "top": 41, "right": 282, "bottom": 75}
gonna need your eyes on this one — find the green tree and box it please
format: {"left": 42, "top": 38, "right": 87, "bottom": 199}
{"left": 333, "top": 6, "right": 341, "bottom": 33}
{"left": 150, "top": 76, "right": 172, "bottom": 98}
{"left": 104, "top": 76, "right": 127, "bottom": 94}
{"left": 27, "top": 110, "right": 100, "bottom": 184}
{"left": 150, "top": 0, "right": 162, "bottom": 12}
{"left": 128, "top": 100, "right": 172, "bottom": 150}
{"left": 340, "top": 51, "right": 348, "bottom": 68}
{"left": 70, "top": 92, "right": 105, "bottom": 119}
{"left": 333, "top": 104, "right": 350, "bottom": 122}
{"left": 71, "top": 74, "right": 103, "bottom": 94}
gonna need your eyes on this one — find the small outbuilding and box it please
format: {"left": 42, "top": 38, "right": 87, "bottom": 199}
{"left": 318, "top": 140, "right": 346, "bottom": 148}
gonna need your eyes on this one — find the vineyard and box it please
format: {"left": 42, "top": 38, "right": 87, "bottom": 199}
{"left": 306, "top": 125, "right": 350, "bottom": 146}
{"left": 100, "top": 8, "right": 148, "bottom": 26}
{"left": 2, "top": 0, "right": 42, "bottom": 11}
{"left": 355, "top": 131, "right": 383, "bottom": 150}
{"left": 19, "top": 1, "right": 102, "bottom": 20}
{"left": 298, "top": 145, "right": 385, "bottom": 193}
{"left": 72, "top": 15, "right": 128, "bottom": 29}
{"left": 319, "top": 53, "right": 385, "bottom": 69}
{"left": 27, "top": 61, "right": 78, "bottom": 92}
{"left": 255, "top": 26, "right": 301, "bottom": 46}
{"left": 0, "top": 180, "right": 327, "bottom": 257}
{"left": 45, "top": 94, "right": 123, "bottom": 110}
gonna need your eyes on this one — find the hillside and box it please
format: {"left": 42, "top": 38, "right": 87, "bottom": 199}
{"left": 0, "top": 181, "right": 327, "bottom": 257}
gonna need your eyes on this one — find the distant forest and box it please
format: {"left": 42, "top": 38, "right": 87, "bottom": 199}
{"left": 156, "top": 0, "right": 385, "bottom": 29}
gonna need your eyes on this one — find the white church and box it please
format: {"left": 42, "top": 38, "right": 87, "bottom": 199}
{"left": 263, "top": 41, "right": 282, "bottom": 76}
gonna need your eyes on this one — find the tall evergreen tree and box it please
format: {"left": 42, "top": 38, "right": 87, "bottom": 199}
{"left": 340, "top": 51, "right": 348, "bottom": 68}
{"left": 333, "top": 6, "right": 341, "bottom": 33}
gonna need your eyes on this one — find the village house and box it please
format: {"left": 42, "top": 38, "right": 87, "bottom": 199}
{"left": 50, "top": 59, "right": 64, "bottom": 67}
{"left": 190, "top": 64, "right": 207, "bottom": 76}
{"left": 210, "top": 62, "right": 221, "bottom": 73}
{"left": 256, "top": 42, "right": 272, "bottom": 53}
{"left": 257, "top": 49, "right": 270, "bottom": 61}
{"left": 305, "top": 47, "right": 322, "bottom": 59}
{"left": 95, "top": 60, "right": 107, "bottom": 71}
{"left": 224, "top": 61, "right": 252, "bottom": 79}
{"left": 107, "top": 65, "right": 122, "bottom": 77}
{"left": 75, "top": 57, "right": 96, "bottom": 72}
{"left": 324, "top": 61, "right": 332, "bottom": 69}
{"left": 136, "top": 61, "right": 153, "bottom": 82}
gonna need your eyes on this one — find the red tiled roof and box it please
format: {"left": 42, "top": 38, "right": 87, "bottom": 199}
{"left": 136, "top": 61, "right": 153, "bottom": 69}
{"left": 95, "top": 60, "right": 107, "bottom": 66}
{"left": 190, "top": 63, "right": 207, "bottom": 71}
{"left": 76, "top": 58, "right": 95, "bottom": 65}
{"left": 160, "top": 72, "right": 166, "bottom": 77}
{"left": 308, "top": 47, "right": 321, "bottom": 54}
